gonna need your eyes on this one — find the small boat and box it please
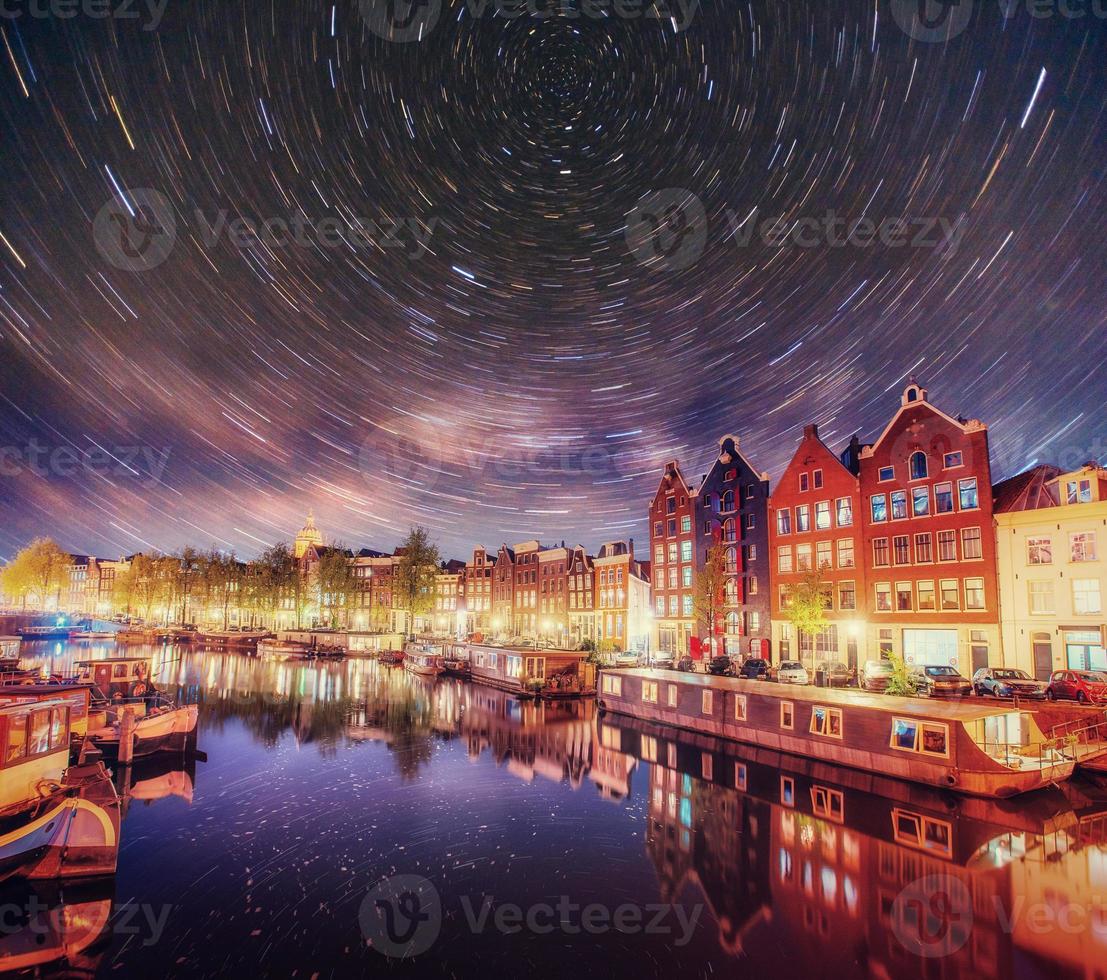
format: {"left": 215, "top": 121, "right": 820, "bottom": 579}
{"left": 377, "top": 649, "right": 404, "bottom": 666}
{"left": 86, "top": 702, "right": 199, "bottom": 760}
{"left": 403, "top": 649, "right": 442, "bottom": 677}
{"left": 441, "top": 656, "right": 471, "bottom": 677}
{"left": 0, "top": 657, "right": 38, "bottom": 684}
{"left": 306, "top": 645, "right": 346, "bottom": 661}
{"left": 16, "top": 626, "right": 74, "bottom": 641}
{"left": 114, "top": 629, "right": 155, "bottom": 643}
{"left": 257, "top": 638, "right": 313, "bottom": 657}
{"left": 0, "top": 699, "right": 120, "bottom": 880}
{"left": 70, "top": 631, "right": 116, "bottom": 641}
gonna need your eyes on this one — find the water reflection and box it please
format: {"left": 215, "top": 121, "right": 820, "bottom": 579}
{"left": 6, "top": 643, "right": 1107, "bottom": 978}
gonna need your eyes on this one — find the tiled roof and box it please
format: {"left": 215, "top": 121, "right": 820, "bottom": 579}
{"left": 993, "top": 464, "right": 1061, "bottom": 513}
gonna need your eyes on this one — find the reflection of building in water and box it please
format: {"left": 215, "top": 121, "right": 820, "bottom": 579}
{"left": 601, "top": 714, "right": 1107, "bottom": 978}
{"left": 460, "top": 685, "right": 593, "bottom": 787}
{"left": 591, "top": 722, "right": 636, "bottom": 801}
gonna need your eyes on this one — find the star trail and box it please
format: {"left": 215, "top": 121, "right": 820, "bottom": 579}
{"left": 0, "top": 0, "right": 1104, "bottom": 561}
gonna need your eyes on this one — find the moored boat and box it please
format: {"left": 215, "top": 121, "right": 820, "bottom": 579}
{"left": 70, "top": 631, "right": 117, "bottom": 641}
{"left": 196, "top": 628, "right": 271, "bottom": 649}
{"left": 86, "top": 702, "right": 199, "bottom": 760}
{"left": 598, "top": 668, "right": 1083, "bottom": 798}
{"left": 16, "top": 626, "right": 74, "bottom": 641}
{"left": 403, "top": 647, "right": 443, "bottom": 677}
{"left": 0, "top": 699, "right": 120, "bottom": 880}
{"left": 467, "top": 643, "right": 596, "bottom": 699}
{"left": 377, "top": 649, "right": 404, "bottom": 666}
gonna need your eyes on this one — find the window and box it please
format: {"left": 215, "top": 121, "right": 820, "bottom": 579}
{"left": 749, "top": 610, "right": 761, "bottom": 632}
{"left": 641, "top": 680, "right": 659, "bottom": 703}
{"left": 896, "top": 582, "right": 913, "bottom": 611}
{"left": 734, "top": 694, "right": 747, "bottom": 721}
{"left": 836, "top": 497, "right": 853, "bottom": 527}
{"left": 667, "top": 543, "right": 678, "bottom": 563}
{"left": 812, "top": 786, "right": 845, "bottom": 823}
{"left": 723, "top": 518, "right": 737, "bottom": 543}
{"left": 943, "top": 451, "right": 963, "bottom": 469}
{"left": 1027, "top": 537, "right": 1052, "bottom": 565}
{"left": 668, "top": 519, "right": 677, "bottom": 536}
{"left": 681, "top": 595, "right": 693, "bottom": 616}
{"left": 890, "top": 719, "right": 950, "bottom": 757}
{"left": 680, "top": 515, "right": 691, "bottom": 533}
{"left": 964, "top": 578, "right": 984, "bottom": 609}
{"left": 721, "top": 490, "right": 735, "bottom": 512}
{"left": 873, "top": 538, "right": 890, "bottom": 567}
{"left": 909, "top": 451, "right": 928, "bottom": 480}
{"left": 893, "top": 535, "right": 911, "bottom": 565}
{"left": 779, "top": 585, "right": 793, "bottom": 609}
{"left": 878, "top": 465, "right": 895, "bottom": 482}
{"left": 911, "top": 486, "right": 930, "bottom": 517}
{"left": 915, "top": 533, "right": 932, "bottom": 563}
{"left": 668, "top": 567, "right": 677, "bottom": 589}
{"left": 680, "top": 540, "right": 692, "bottom": 563}
{"left": 891, "top": 491, "right": 908, "bottom": 520}
{"left": 681, "top": 566, "right": 692, "bottom": 588}
{"left": 837, "top": 538, "right": 855, "bottom": 568}
{"left": 777, "top": 509, "right": 791, "bottom": 535}
{"left": 961, "top": 527, "right": 982, "bottom": 560}
{"left": 937, "top": 530, "right": 957, "bottom": 562}
{"left": 838, "top": 581, "right": 856, "bottom": 610}
{"left": 1071, "top": 532, "right": 1098, "bottom": 562}
{"left": 744, "top": 513, "right": 756, "bottom": 531}
{"left": 815, "top": 500, "right": 831, "bottom": 530}
{"left": 1073, "top": 579, "right": 1102, "bottom": 615}
{"left": 735, "top": 763, "right": 747, "bottom": 790}
{"left": 875, "top": 583, "right": 892, "bottom": 611}
{"left": 796, "top": 505, "right": 810, "bottom": 532}
{"left": 917, "top": 580, "right": 936, "bottom": 611}
{"left": 667, "top": 497, "right": 676, "bottom": 514}
{"left": 725, "top": 547, "right": 739, "bottom": 574}
{"left": 653, "top": 545, "right": 664, "bottom": 565}
{"left": 813, "top": 469, "right": 824, "bottom": 489}
{"left": 870, "top": 494, "right": 887, "bottom": 523}
{"left": 668, "top": 596, "right": 678, "bottom": 616}
{"left": 702, "top": 690, "right": 714, "bottom": 715}
{"left": 1028, "top": 580, "right": 1054, "bottom": 614}
{"left": 816, "top": 540, "right": 832, "bottom": 570}
{"left": 745, "top": 484, "right": 755, "bottom": 500}
{"left": 777, "top": 546, "right": 793, "bottom": 573}
{"left": 799, "top": 473, "right": 809, "bottom": 492}
{"left": 1067, "top": 479, "right": 1093, "bottom": 504}
{"left": 935, "top": 482, "right": 954, "bottom": 513}
{"left": 940, "top": 579, "right": 959, "bottom": 610}
{"left": 655, "top": 597, "right": 665, "bottom": 616}
{"left": 810, "top": 706, "right": 843, "bottom": 738}
{"left": 602, "top": 675, "right": 622, "bottom": 696}
{"left": 780, "top": 702, "right": 794, "bottom": 730}
{"left": 958, "top": 478, "right": 979, "bottom": 510}
{"left": 796, "top": 544, "right": 813, "bottom": 571}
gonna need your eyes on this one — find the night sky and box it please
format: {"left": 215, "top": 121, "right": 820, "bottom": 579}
{"left": 0, "top": 0, "right": 1104, "bottom": 563}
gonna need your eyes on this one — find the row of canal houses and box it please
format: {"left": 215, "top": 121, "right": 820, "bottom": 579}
{"left": 650, "top": 378, "right": 1107, "bottom": 681}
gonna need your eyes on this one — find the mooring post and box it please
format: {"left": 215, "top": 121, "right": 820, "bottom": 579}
{"left": 119, "top": 706, "right": 136, "bottom": 765}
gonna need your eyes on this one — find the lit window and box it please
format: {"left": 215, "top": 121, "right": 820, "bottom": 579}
{"left": 870, "top": 495, "right": 887, "bottom": 523}
{"left": 837, "top": 539, "right": 855, "bottom": 568}
{"left": 1028, "top": 580, "right": 1054, "bottom": 614}
{"left": 917, "top": 580, "right": 936, "bottom": 610}
{"left": 780, "top": 702, "right": 794, "bottom": 730}
{"left": 961, "top": 527, "right": 982, "bottom": 560}
{"left": 958, "top": 478, "right": 979, "bottom": 510}
{"left": 777, "top": 509, "right": 791, "bottom": 535}
{"left": 911, "top": 486, "right": 930, "bottom": 517}
{"left": 815, "top": 501, "right": 831, "bottom": 530}
{"left": 796, "top": 506, "right": 810, "bottom": 532}
{"left": 891, "top": 491, "right": 907, "bottom": 520}
{"left": 838, "top": 581, "right": 856, "bottom": 610}
{"left": 777, "top": 546, "right": 793, "bottom": 573}
{"left": 835, "top": 497, "right": 853, "bottom": 527}
{"left": 734, "top": 694, "right": 747, "bottom": 721}
{"left": 875, "top": 583, "right": 891, "bottom": 611}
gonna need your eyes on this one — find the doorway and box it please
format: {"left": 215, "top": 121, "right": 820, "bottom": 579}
{"left": 1031, "top": 633, "right": 1053, "bottom": 680}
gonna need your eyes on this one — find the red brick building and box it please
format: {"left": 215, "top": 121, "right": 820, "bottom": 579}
{"left": 460, "top": 546, "right": 495, "bottom": 637}
{"left": 768, "top": 424, "right": 866, "bottom": 671}
{"left": 858, "top": 380, "right": 999, "bottom": 673}
{"left": 492, "top": 544, "right": 515, "bottom": 636}
{"left": 648, "top": 459, "right": 699, "bottom": 656}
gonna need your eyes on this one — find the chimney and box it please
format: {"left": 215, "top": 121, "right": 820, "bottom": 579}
{"left": 629, "top": 537, "right": 634, "bottom": 559}
{"left": 803, "top": 423, "right": 819, "bottom": 439}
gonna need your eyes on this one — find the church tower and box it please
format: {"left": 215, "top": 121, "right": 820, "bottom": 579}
{"left": 294, "top": 509, "right": 323, "bottom": 559}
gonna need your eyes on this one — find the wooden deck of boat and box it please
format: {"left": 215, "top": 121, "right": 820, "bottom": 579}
{"left": 607, "top": 668, "right": 1043, "bottom": 722}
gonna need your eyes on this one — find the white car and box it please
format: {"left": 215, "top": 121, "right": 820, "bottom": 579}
{"left": 777, "top": 661, "right": 809, "bottom": 685}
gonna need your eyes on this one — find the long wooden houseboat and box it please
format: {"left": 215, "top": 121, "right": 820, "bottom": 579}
{"left": 598, "top": 668, "right": 1085, "bottom": 798}
{"left": 196, "top": 628, "right": 271, "bottom": 649}
{"left": 0, "top": 699, "right": 120, "bottom": 880}
{"left": 466, "top": 643, "right": 596, "bottom": 699}
{"left": 403, "top": 645, "right": 443, "bottom": 677}
{"left": 16, "top": 626, "right": 74, "bottom": 641}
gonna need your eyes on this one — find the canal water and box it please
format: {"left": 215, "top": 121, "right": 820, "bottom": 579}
{"left": 4, "top": 641, "right": 1106, "bottom": 978}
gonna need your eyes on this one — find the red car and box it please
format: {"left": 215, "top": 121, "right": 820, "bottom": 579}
{"left": 1046, "top": 670, "right": 1107, "bottom": 705}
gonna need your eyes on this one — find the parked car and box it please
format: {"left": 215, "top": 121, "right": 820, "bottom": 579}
{"left": 815, "top": 661, "right": 854, "bottom": 687}
{"left": 613, "top": 652, "right": 640, "bottom": 668}
{"left": 738, "top": 657, "right": 772, "bottom": 680}
{"left": 675, "top": 655, "right": 696, "bottom": 673}
{"left": 777, "top": 661, "right": 809, "bottom": 685}
{"left": 1046, "top": 669, "right": 1107, "bottom": 705}
{"left": 861, "top": 659, "right": 896, "bottom": 692}
{"left": 910, "top": 665, "right": 973, "bottom": 698}
{"left": 647, "top": 653, "right": 676, "bottom": 670}
{"left": 707, "top": 655, "right": 737, "bottom": 677}
{"left": 972, "top": 667, "right": 1047, "bottom": 700}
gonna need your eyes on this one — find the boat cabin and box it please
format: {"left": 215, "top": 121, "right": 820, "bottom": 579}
{"left": 75, "top": 658, "right": 154, "bottom": 700}
{"left": 0, "top": 685, "right": 95, "bottom": 737}
{"left": 468, "top": 644, "right": 595, "bottom": 697}
{"left": 0, "top": 698, "right": 72, "bottom": 814}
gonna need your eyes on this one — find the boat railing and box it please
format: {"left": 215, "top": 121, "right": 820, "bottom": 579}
{"left": 1049, "top": 712, "right": 1107, "bottom": 745}
{"left": 975, "top": 736, "right": 1075, "bottom": 773}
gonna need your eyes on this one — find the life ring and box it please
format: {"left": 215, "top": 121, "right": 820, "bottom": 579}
{"left": 130, "top": 681, "right": 148, "bottom": 698}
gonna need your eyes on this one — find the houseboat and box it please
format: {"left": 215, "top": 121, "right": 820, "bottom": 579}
{"left": 467, "top": 644, "right": 596, "bottom": 699}
{"left": 70, "top": 630, "right": 117, "bottom": 641}
{"left": 0, "top": 684, "right": 99, "bottom": 739}
{"left": 377, "top": 649, "right": 404, "bottom": 666}
{"left": 0, "top": 699, "right": 120, "bottom": 880}
{"left": 196, "top": 628, "right": 271, "bottom": 649}
{"left": 598, "top": 668, "right": 1082, "bottom": 798}
{"left": 403, "top": 645, "right": 443, "bottom": 677}
{"left": 440, "top": 651, "right": 471, "bottom": 677}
